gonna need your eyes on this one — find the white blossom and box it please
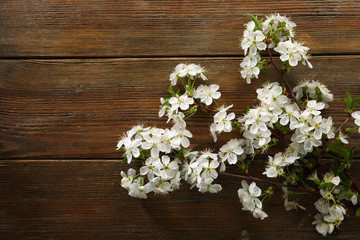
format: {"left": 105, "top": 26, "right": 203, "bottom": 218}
{"left": 140, "top": 157, "right": 161, "bottom": 181}
{"left": 238, "top": 181, "right": 267, "bottom": 220}
{"left": 123, "top": 138, "right": 141, "bottom": 163}
{"left": 240, "top": 54, "right": 261, "bottom": 84}
{"left": 120, "top": 168, "right": 137, "bottom": 190}
{"left": 213, "top": 106, "right": 236, "bottom": 133}
{"left": 263, "top": 14, "right": 296, "bottom": 40}
{"left": 169, "top": 94, "right": 194, "bottom": 111}
{"left": 156, "top": 155, "right": 180, "bottom": 180}
{"left": 169, "top": 63, "right": 207, "bottom": 85}
{"left": 274, "top": 40, "right": 312, "bottom": 68}
{"left": 219, "top": 139, "right": 244, "bottom": 164}
{"left": 352, "top": 111, "right": 360, "bottom": 133}
{"left": 241, "top": 21, "right": 267, "bottom": 55}
{"left": 194, "top": 84, "right": 221, "bottom": 106}
{"left": 198, "top": 178, "right": 222, "bottom": 193}
{"left": 338, "top": 131, "right": 349, "bottom": 144}
{"left": 293, "top": 80, "right": 333, "bottom": 107}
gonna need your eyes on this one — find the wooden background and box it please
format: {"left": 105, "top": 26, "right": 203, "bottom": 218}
{"left": 1, "top": 1, "right": 360, "bottom": 239}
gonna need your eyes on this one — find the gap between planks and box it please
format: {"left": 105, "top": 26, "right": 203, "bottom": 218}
{"left": 0, "top": 52, "right": 360, "bottom": 60}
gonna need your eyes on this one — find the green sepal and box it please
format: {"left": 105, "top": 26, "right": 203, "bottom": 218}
{"left": 244, "top": 106, "right": 250, "bottom": 114}
{"left": 315, "top": 86, "right": 323, "bottom": 102}
{"left": 247, "top": 14, "right": 263, "bottom": 31}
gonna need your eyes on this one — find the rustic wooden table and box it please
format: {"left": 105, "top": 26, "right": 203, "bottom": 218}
{"left": 1, "top": 1, "right": 360, "bottom": 239}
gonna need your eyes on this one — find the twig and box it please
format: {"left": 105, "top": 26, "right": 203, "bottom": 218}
{"left": 334, "top": 116, "right": 350, "bottom": 135}
{"left": 346, "top": 169, "right": 360, "bottom": 193}
{"left": 219, "top": 171, "right": 318, "bottom": 195}
{"left": 316, "top": 115, "right": 360, "bottom": 195}
{"left": 318, "top": 116, "right": 351, "bottom": 158}
{"left": 219, "top": 171, "right": 359, "bottom": 208}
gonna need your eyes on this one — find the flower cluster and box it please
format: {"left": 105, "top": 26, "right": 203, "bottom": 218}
{"left": 117, "top": 125, "right": 190, "bottom": 198}
{"left": 238, "top": 181, "right": 268, "bottom": 219}
{"left": 310, "top": 172, "right": 359, "bottom": 236}
{"left": 293, "top": 80, "right": 334, "bottom": 108}
{"left": 240, "top": 14, "right": 312, "bottom": 84}
{"left": 239, "top": 82, "right": 290, "bottom": 155}
{"left": 117, "top": 14, "right": 360, "bottom": 237}
{"left": 210, "top": 104, "right": 236, "bottom": 142}
{"left": 160, "top": 63, "right": 221, "bottom": 128}
{"left": 261, "top": 81, "right": 335, "bottom": 179}
{"left": 118, "top": 63, "right": 237, "bottom": 197}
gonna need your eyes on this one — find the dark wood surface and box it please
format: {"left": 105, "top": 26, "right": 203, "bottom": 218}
{"left": 1, "top": 57, "right": 359, "bottom": 159}
{"left": 1, "top": 1, "right": 360, "bottom": 239}
{"left": 0, "top": 0, "right": 360, "bottom": 57}
{"left": 1, "top": 160, "right": 360, "bottom": 240}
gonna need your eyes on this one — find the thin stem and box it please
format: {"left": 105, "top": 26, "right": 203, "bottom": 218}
{"left": 194, "top": 102, "right": 216, "bottom": 113}
{"left": 334, "top": 116, "right": 350, "bottom": 135}
{"left": 219, "top": 171, "right": 316, "bottom": 195}
{"left": 219, "top": 171, "right": 359, "bottom": 207}
{"left": 180, "top": 77, "right": 186, "bottom": 89}
{"left": 317, "top": 115, "right": 360, "bottom": 194}
{"left": 318, "top": 116, "right": 351, "bottom": 160}
{"left": 346, "top": 169, "right": 360, "bottom": 193}
{"left": 213, "top": 99, "right": 220, "bottom": 108}
{"left": 191, "top": 75, "right": 197, "bottom": 89}
{"left": 266, "top": 46, "right": 304, "bottom": 111}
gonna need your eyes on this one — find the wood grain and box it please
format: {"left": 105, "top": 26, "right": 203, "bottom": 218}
{"left": 1, "top": 56, "right": 359, "bottom": 159}
{"left": 0, "top": 0, "right": 360, "bottom": 57}
{"left": 0, "top": 159, "right": 359, "bottom": 239}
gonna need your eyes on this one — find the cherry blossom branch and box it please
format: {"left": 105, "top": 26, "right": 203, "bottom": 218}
{"left": 219, "top": 171, "right": 317, "bottom": 195}
{"left": 266, "top": 46, "right": 304, "bottom": 111}
{"left": 220, "top": 171, "right": 359, "bottom": 208}
{"left": 318, "top": 116, "right": 351, "bottom": 156}
{"left": 316, "top": 115, "right": 360, "bottom": 193}
{"left": 334, "top": 115, "right": 351, "bottom": 135}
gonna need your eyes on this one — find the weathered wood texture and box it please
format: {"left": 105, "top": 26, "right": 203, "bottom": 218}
{"left": 1, "top": 0, "right": 360, "bottom": 239}
{"left": 0, "top": 160, "right": 360, "bottom": 240}
{"left": 0, "top": 57, "right": 359, "bottom": 159}
{"left": 0, "top": 0, "right": 360, "bottom": 57}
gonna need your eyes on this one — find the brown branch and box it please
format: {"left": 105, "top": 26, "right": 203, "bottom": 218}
{"left": 346, "top": 169, "right": 360, "bottom": 193}
{"left": 334, "top": 116, "right": 350, "bottom": 135}
{"left": 219, "top": 171, "right": 359, "bottom": 208}
{"left": 266, "top": 46, "right": 304, "bottom": 111}
{"left": 219, "top": 171, "right": 318, "bottom": 195}
{"left": 318, "top": 116, "right": 351, "bottom": 159}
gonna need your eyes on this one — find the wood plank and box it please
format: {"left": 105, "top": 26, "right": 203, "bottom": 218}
{"left": 0, "top": 0, "right": 360, "bottom": 57}
{"left": 1, "top": 56, "right": 359, "bottom": 159}
{"left": 0, "top": 159, "right": 359, "bottom": 239}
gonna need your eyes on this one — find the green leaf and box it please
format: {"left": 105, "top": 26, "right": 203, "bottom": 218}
{"left": 356, "top": 207, "right": 360, "bottom": 217}
{"left": 247, "top": 14, "right": 263, "bottom": 31}
{"left": 351, "top": 96, "right": 360, "bottom": 109}
{"left": 328, "top": 142, "right": 354, "bottom": 164}
{"left": 344, "top": 91, "right": 353, "bottom": 110}
{"left": 334, "top": 164, "right": 347, "bottom": 176}
{"left": 168, "top": 85, "right": 175, "bottom": 95}
{"left": 326, "top": 150, "right": 341, "bottom": 159}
